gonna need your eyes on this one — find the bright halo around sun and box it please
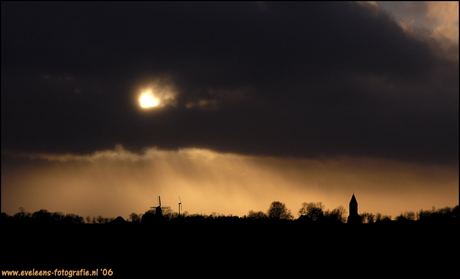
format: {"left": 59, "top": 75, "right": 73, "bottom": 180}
{"left": 137, "top": 79, "right": 178, "bottom": 109}
{"left": 139, "top": 90, "right": 160, "bottom": 108}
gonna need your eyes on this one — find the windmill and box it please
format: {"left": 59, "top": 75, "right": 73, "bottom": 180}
{"left": 150, "top": 196, "right": 171, "bottom": 217}
{"left": 178, "top": 196, "right": 182, "bottom": 216}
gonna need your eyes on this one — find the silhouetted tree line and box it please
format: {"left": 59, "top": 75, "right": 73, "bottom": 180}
{"left": 136, "top": 201, "right": 459, "bottom": 226}
{"left": 358, "top": 205, "right": 459, "bottom": 224}
{"left": 2, "top": 203, "right": 458, "bottom": 226}
{"left": 246, "top": 201, "right": 347, "bottom": 226}
{"left": 1, "top": 208, "right": 84, "bottom": 225}
{"left": 399, "top": 205, "right": 459, "bottom": 224}
{"left": 0, "top": 208, "right": 117, "bottom": 225}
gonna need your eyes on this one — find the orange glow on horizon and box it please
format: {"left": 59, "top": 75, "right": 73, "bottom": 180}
{"left": 1, "top": 147, "right": 458, "bottom": 220}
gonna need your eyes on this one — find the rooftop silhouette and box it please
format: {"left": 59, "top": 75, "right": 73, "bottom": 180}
{"left": 347, "top": 193, "right": 361, "bottom": 224}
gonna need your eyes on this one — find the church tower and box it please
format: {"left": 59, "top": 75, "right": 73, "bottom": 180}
{"left": 349, "top": 194, "right": 358, "bottom": 215}
{"left": 347, "top": 193, "right": 361, "bottom": 224}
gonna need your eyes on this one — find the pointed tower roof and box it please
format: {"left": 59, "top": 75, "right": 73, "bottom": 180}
{"left": 348, "top": 193, "right": 360, "bottom": 223}
{"left": 350, "top": 194, "right": 357, "bottom": 204}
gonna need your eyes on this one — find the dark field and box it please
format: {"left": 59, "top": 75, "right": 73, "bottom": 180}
{"left": 2, "top": 219, "right": 459, "bottom": 278}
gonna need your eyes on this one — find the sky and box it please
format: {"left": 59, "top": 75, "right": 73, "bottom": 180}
{"left": 1, "top": 1, "right": 458, "bottom": 220}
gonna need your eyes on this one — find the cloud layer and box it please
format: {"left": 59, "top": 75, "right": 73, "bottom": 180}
{"left": 1, "top": 2, "right": 458, "bottom": 165}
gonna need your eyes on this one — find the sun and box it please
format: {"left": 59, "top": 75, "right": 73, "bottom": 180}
{"left": 139, "top": 90, "right": 160, "bottom": 108}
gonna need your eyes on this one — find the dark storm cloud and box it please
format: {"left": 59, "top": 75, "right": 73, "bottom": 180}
{"left": 1, "top": 2, "right": 458, "bottom": 165}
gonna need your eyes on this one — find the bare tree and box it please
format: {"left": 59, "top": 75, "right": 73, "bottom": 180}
{"left": 382, "top": 215, "right": 392, "bottom": 222}
{"left": 397, "top": 211, "right": 416, "bottom": 222}
{"left": 247, "top": 210, "right": 268, "bottom": 220}
{"left": 14, "top": 207, "right": 31, "bottom": 220}
{"left": 360, "top": 212, "right": 369, "bottom": 223}
{"left": 267, "top": 201, "right": 293, "bottom": 220}
{"left": 330, "top": 205, "right": 347, "bottom": 223}
{"left": 367, "top": 212, "right": 375, "bottom": 223}
{"left": 129, "top": 213, "right": 140, "bottom": 223}
{"left": 162, "top": 208, "right": 174, "bottom": 220}
{"left": 298, "top": 202, "right": 325, "bottom": 221}
{"left": 52, "top": 212, "right": 64, "bottom": 223}
{"left": 405, "top": 211, "right": 416, "bottom": 221}
{"left": 63, "top": 213, "right": 84, "bottom": 224}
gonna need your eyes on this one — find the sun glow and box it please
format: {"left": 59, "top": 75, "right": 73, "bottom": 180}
{"left": 139, "top": 90, "right": 160, "bottom": 108}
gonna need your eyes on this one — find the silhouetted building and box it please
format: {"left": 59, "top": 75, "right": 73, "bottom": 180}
{"left": 155, "top": 206, "right": 163, "bottom": 217}
{"left": 347, "top": 194, "right": 361, "bottom": 224}
{"left": 110, "top": 216, "right": 126, "bottom": 225}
